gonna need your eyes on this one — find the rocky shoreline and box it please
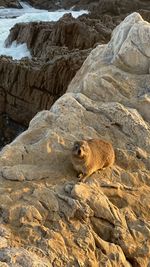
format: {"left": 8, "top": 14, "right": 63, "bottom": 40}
{"left": 0, "top": 0, "right": 150, "bottom": 265}
{"left": 0, "top": 11, "right": 150, "bottom": 266}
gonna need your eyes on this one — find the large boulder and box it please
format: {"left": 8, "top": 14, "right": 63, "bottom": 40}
{"left": 0, "top": 12, "right": 150, "bottom": 266}
{"left": 68, "top": 12, "right": 150, "bottom": 119}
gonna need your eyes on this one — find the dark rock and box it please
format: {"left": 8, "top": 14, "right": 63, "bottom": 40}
{"left": 23, "top": 0, "right": 62, "bottom": 10}
{"left": 6, "top": 14, "right": 110, "bottom": 56}
{"left": 0, "top": 114, "right": 26, "bottom": 149}
{"left": 0, "top": 49, "right": 90, "bottom": 127}
{"left": 24, "top": 0, "right": 150, "bottom": 13}
{"left": 0, "top": 0, "right": 22, "bottom": 8}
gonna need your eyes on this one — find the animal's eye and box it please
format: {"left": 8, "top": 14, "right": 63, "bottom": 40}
{"left": 74, "top": 143, "right": 78, "bottom": 149}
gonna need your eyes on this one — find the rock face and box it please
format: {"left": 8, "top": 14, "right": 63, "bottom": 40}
{"left": 24, "top": 0, "right": 62, "bottom": 10}
{"left": 89, "top": 0, "right": 150, "bottom": 17}
{"left": 0, "top": 0, "right": 21, "bottom": 8}
{"left": 0, "top": 48, "right": 89, "bottom": 127}
{"left": 5, "top": 14, "right": 111, "bottom": 57}
{"left": 0, "top": 12, "right": 150, "bottom": 266}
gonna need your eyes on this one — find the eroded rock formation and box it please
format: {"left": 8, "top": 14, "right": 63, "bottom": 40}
{"left": 0, "top": 48, "right": 89, "bottom": 127}
{"left": 0, "top": 12, "right": 150, "bottom": 266}
{"left": 5, "top": 14, "right": 111, "bottom": 57}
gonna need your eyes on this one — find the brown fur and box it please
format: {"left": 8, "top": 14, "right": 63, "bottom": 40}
{"left": 71, "top": 138, "right": 115, "bottom": 181}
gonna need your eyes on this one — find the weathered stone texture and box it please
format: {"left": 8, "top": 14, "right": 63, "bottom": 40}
{"left": 0, "top": 12, "right": 150, "bottom": 266}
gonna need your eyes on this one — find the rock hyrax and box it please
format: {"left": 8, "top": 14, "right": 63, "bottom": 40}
{"left": 71, "top": 138, "right": 115, "bottom": 181}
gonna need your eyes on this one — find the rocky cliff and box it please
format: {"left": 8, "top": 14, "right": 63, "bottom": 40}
{"left": 0, "top": 12, "right": 150, "bottom": 266}
{"left": 0, "top": 49, "right": 89, "bottom": 126}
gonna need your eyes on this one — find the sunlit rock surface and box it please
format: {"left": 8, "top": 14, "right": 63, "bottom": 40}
{"left": 0, "top": 13, "right": 150, "bottom": 266}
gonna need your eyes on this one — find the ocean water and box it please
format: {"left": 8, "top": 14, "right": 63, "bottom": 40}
{"left": 0, "top": 1, "right": 88, "bottom": 60}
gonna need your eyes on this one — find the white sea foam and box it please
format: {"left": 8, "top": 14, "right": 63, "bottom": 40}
{"left": 0, "top": 2, "right": 88, "bottom": 60}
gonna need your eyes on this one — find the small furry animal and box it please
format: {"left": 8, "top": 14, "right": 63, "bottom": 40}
{"left": 71, "top": 138, "right": 115, "bottom": 181}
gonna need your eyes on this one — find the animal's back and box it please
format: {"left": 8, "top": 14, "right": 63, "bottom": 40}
{"left": 87, "top": 139, "right": 115, "bottom": 170}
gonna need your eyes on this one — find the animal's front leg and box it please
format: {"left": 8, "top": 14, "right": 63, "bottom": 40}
{"left": 78, "top": 172, "right": 89, "bottom": 182}
{"left": 77, "top": 172, "right": 83, "bottom": 179}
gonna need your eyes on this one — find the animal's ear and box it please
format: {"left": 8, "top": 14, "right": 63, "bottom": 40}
{"left": 81, "top": 141, "right": 87, "bottom": 149}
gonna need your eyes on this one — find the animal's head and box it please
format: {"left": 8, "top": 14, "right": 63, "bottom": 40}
{"left": 72, "top": 140, "right": 89, "bottom": 158}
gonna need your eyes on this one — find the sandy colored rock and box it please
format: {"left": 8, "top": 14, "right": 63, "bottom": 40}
{"left": 0, "top": 12, "right": 150, "bottom": 266}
